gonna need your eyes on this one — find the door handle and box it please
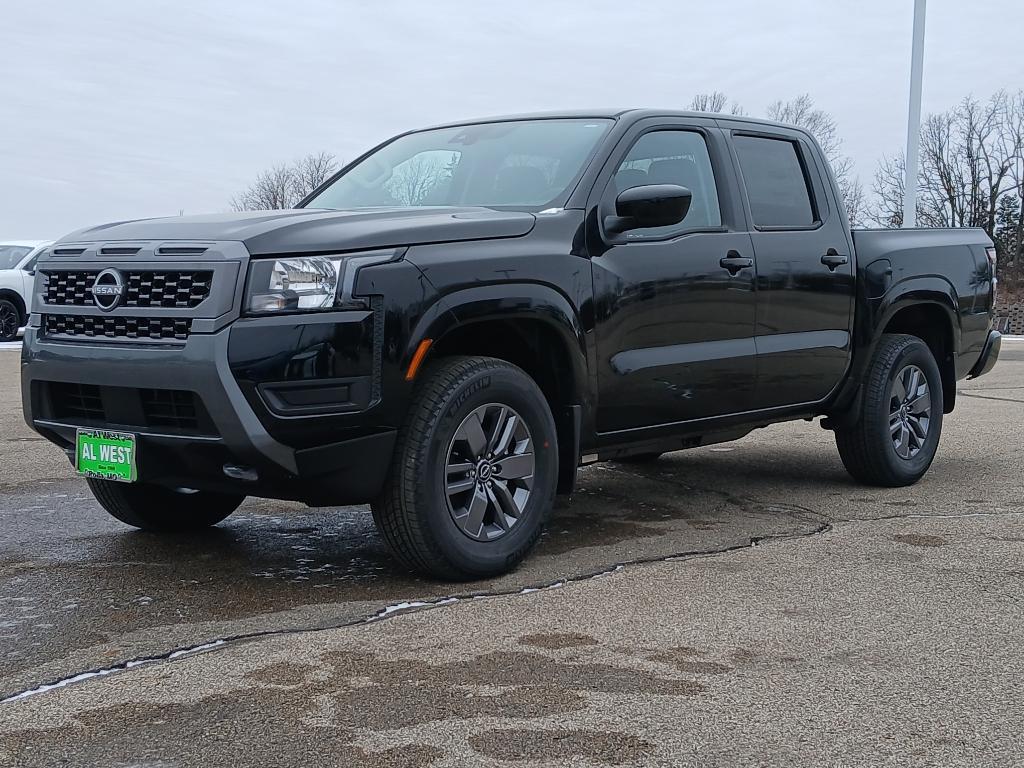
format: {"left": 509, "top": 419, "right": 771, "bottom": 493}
{"left": 821, "top": 249, "right": 849, "bottom": 271}
{"left": 719, "top": 252, "right": 753, "bottom": 275}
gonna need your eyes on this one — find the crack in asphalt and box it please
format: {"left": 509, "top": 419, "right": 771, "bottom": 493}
{"left": 840, "top": 509, "right": 1024, "bottom": 523}
{"left": 4, "top": 471, "right": 1021, "bottom": 705}
{"left": 958, "top": 391, "right": 1024, "bottom": 404}
{"left": 958, "top": 386, "right": 1024, "bottom": 391}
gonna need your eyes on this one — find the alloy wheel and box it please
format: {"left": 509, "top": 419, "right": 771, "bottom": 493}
{"left": 0, "top": 304, "right": 16, "bottom": 340}
{"left": 444, "top": 403, "right": 535, "bottom": 541}
{"left": 889, "top": 364, "right": 931, "bottom": 459}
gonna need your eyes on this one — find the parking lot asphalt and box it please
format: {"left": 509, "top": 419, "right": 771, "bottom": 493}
{"left": 0, "top": 345, "right": 1022, "bottom": 767}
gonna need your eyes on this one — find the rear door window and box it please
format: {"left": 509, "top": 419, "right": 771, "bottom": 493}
{"left": 733, "top": 135, "right": 817, "bottom": 228}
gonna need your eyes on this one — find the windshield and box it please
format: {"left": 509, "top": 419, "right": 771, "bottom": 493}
{"left": 304, "top": 118, "right": 612, "bottom": 212}
{"left": 0, "top": 245, "right": 32, "bottom": 270}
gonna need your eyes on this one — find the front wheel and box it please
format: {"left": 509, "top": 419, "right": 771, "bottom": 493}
{"left": 88, "top": 479, "right": 244, "bottom": 531}
{"left": 0, "top": 299, "right": 20, "bottom": 342}
{"left": 835, "top": 333, "right": 943, "bottom": 487}
{"left": 372, "top": 356, "right": 558, "bottom": 580}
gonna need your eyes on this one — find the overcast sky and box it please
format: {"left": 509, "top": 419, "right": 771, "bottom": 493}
{"left": 3, "top": 0, "right": 1022, "bottom": 238}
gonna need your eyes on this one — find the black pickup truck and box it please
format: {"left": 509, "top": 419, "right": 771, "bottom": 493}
{"left": 22, "top": 110, "right": 1001, "bottom": 579}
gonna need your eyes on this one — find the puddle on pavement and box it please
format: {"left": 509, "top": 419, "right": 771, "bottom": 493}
{"left": 0, "top": 460, "right": 822, "bottom": 687}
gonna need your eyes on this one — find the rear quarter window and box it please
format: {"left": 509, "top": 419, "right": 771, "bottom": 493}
{"left": 733, "top": 135, "right": 816, "bottom": 228}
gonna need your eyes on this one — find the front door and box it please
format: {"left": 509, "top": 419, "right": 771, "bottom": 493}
{"left": 589, "top": 121, "right": 757, "bottom": 434}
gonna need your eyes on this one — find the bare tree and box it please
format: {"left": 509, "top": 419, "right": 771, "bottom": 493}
{"left": 768, "top": 95, "right": 842, "bottom": 159}
{"left": 292, "top": 152, "right": 338, "bottom": 201}
{"left": 232, "top": 153, "right": 339, "bottom": 211}
{"left": 869, "top": 153, "right": 907, "bottom": 228}
{"left": 689, "top": 92, "right": 745, "bottom": 115}
{"left": 870, "top": 91, "right": 1024, "bottom": 256}
{"left": 841, "top": 176, "right": 867, "bottom": 228}
{"left": 231, "top": 164, "right": 295, "bottom": 211}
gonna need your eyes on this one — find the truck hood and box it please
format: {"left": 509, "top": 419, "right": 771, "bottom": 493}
{"left": 57, "top": 207, "right": 536, "bottom": 255}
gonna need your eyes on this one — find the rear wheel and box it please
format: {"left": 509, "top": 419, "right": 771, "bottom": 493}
{"left": 835, "top": 333, "right": 943, "bottom": 487}
{"left": 0, "top": 299, "right": 20, "bottom": 342}
{"left": 88, "top": 478, "right": 244, "bottom": 531}
{"left": 373, "top": 356, "right": 558, "bottom": 580}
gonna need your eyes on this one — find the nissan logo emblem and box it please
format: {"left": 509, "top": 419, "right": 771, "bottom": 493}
{"left": 91, "top": 268, "right": 125, "bottom": 311}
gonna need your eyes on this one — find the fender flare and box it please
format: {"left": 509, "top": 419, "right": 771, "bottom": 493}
{"left": 404, "top": 282, "right": 589, "bottom": 401}
{"left": 871, "top": 275, "right": 961, "bottom": 356}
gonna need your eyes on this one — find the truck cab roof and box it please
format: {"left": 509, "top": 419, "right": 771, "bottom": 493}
{"left": 420, "top": 108, "right": 811, "bottom": 136}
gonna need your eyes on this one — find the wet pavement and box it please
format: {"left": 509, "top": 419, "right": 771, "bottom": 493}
{"left": 0, "top": 464, "right": 826, "bottom": 698}
{"left": 0, "top": 345, "right": 1022, "bottom": 766}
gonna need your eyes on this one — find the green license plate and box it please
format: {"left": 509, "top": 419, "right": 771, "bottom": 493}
{"left": 76, "top": 429, "right": 137, "bottom": 483}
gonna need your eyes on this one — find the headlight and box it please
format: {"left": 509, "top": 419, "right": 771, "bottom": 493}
{"left": 245, "top": 249, "right": 401, "bottom": 314}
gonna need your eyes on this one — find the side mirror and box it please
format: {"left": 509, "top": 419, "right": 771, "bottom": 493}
{"left": 605, "top": 184, "right": 692, "bottom": 234}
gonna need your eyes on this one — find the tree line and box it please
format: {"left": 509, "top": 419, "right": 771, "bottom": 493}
{"left": 232, "top": 90, "right": 1024, "bottom": 285}
{"left": 869, "top": 90, "right": 1024, "bottom": 283}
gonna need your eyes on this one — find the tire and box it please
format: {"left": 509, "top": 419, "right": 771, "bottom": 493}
{"left": 835, "top": 333, "right": 943, "bottom": 487}
{"left": 613, "top": 452, "right": 663, "bottom": 464}
{"left": 88, "top": 478, "right": 244, "bottom": 531}
{"left": 0, "top": 299, "right": 20, "bottom": 342}
{"left": 372, "top": 356, "right": 558, "bottom": 580}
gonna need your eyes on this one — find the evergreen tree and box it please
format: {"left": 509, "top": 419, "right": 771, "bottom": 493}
{"left": 995, "top": 194, "right": 1021, "bottom": 269}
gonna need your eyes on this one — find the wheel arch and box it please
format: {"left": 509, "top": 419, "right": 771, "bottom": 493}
{"left": 404, "top": 284, "right": 590, "bottom": 493}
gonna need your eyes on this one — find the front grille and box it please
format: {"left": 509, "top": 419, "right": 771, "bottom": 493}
{"left": 43, "top": 270, "right": 213, "bottom": 309}
{"left": 44, "top": 314, "right": 192, "bottom": 342}
{"left": 46, "top": 383, "right": 216, "bottom": 436}
{"left": 49, "top": 383, "right": 104, "bottom": 422}
{"left": 139, "top": 389, "right": 207, "bottom": 431}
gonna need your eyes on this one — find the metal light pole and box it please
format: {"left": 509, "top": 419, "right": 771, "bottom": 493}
{"left": 903, "top": 0, "right": 927, "bottom": 228}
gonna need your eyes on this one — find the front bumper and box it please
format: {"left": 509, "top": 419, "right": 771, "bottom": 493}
{"left": 968, "top": 330, "right": 1001, "bottom": 379}
{"left": 21, "top": 325, "right": 396, "bottom": 504}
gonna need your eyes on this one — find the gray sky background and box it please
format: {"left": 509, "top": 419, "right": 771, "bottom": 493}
{"left": 2, "top": 0, "right": 1022, "bottom": 238}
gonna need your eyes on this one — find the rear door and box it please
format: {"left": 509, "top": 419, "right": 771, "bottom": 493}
{"left": 588, "top": 118, "right": 757, "bottom": 433}
{"left": 721, "top": 125, "right": 855, "bottom": 408}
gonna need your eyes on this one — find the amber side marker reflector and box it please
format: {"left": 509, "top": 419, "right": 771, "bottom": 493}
{"left": 405, "top": 339, "right": 433, "bottom": 381}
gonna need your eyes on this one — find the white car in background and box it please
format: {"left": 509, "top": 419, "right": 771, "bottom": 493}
{"left": 0, "top": 241, "right": 50, "bottom": 341}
